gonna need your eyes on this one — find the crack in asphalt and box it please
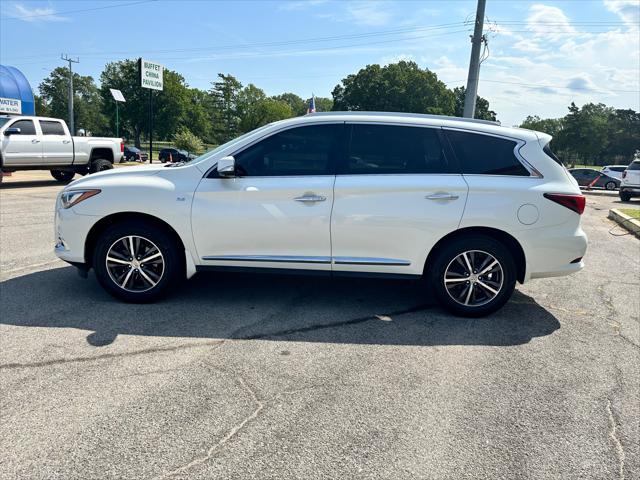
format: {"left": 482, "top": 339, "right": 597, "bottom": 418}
{"left": 606, "top": 399, "right": 626, "bottom": 480}
{"left": 0, "top": 340, "right": 226, "bottom": 370}
{"left": 153, "top": 372, "right": 265, "bottom": 480}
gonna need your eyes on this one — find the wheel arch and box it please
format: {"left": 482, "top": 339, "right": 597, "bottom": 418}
{"left": 424, "top": 226, "right": 526, "bottom": 284}
{"left": 90, "top": 147, "right": 114, "bottom": 163}
{"left": 85, "top": 212, "right": 186, "bottom": 273}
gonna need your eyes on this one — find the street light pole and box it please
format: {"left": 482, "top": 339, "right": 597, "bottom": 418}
{"left": 61, "top": 54, "right": 79, "bottom": 134}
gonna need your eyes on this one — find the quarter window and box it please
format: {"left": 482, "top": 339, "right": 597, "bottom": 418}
{"left": 446, "top": 130, "right": 530, "bottom": 176}
{"left": 628, "top": 161, "right": 640, "bottom": 171}
{"left": 342, "top": 124, "right": 453, "bottom": 174}
{"left": 234, "top": 124, "right": 341, "bottom": 176}
{"left": 39, "top": 121, "right": 65, "bottom": 135}
{"left": 9, "top": 120, "right": 36, "bottom": 135}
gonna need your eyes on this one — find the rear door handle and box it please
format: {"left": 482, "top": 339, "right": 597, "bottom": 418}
{"left": 426, "top": 192, "right": 459, "bottom": 201}
{"left": 63, "top": 140, "right": 71, "bottom": 144}
{"left": 294, "top": 195, "right": 327, "bottom": 203}
{"left": 32, "top": 139, "right": 41, "bottom": 144}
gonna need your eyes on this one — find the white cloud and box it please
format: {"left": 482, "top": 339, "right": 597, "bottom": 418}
{"left": 566, "top": 74, "right": 598, "bottom": 92}
{"left": 345, "top": 1, "right": 394, "bottom": 26}
{"left": 8, "top": 3, "right": 70, "bottom": 22}
{"left": 603, "top": 0, "right": 640, "bottom": 25}
{"left": 527, "top": 4, "right": 575, "bottom": 40}
{"left": 278, "top": 0, "right": 328, "bottom": 12}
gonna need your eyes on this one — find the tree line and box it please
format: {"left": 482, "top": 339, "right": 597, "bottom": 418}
{"left": 35, "top": 60, "right": 638, "bottom": 164}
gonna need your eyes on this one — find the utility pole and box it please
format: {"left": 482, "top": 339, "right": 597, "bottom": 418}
{"left": 463, "top": 0, "right": 486, "bottom": 118}
{"left": 61, "top": 54, "right": 79, "bottom": 134}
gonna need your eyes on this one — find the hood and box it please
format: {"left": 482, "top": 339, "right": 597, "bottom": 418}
{"left": 65, "top": 164, "right": 165, "bottom": 189}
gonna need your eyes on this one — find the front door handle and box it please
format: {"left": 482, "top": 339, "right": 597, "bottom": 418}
{"left": 32, "top": 139, "right": 41, "bottom": 144}
{"left": 294, "top": 195, "right": 327, "bottom": 203}
{"left": 62, "top": 140, "right": 71, "bottom": 144}
{"left": 426, "top": 192, "right": 459, "bottom": 201}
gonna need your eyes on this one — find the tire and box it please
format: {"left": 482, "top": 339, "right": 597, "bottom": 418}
{"left": 619, "top": 191, "right": 631, "bottom": 202}
{"left": 428, "top": 235, "right": 517, "bottom": 317}
{"left": 93, "top": 221, "right": 183, "bottom": 302}
{"left": 89, "top": 158, "right": 113, "bottom": 174}
{"left": 51, "top": 170, "right": 75, "bottom": 183}
{"left": 605, "top": 181, "right": 617, "bottom": 191}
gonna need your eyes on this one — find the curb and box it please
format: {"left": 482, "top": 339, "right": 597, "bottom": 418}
{"left": 582, "top": 189, "right": 619, "bottom": 197}
{"left": 608, "top": 209, "right": 640, "bottom": 238}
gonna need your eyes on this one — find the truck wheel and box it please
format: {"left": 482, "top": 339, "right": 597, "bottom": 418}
{"left": 428, "top": 235, "right": 517, "bottom": 317}
{"left": 89, "top": 158, "right": 113, "bottom": 174}
{"left": 619, "top": 191, "right": 631, "bottom": 202}
{"left": 51, "top": 170, "right": 75, "bottom": 183}
{"left": 93, "top": 221, "right": 182, "bottom": 302}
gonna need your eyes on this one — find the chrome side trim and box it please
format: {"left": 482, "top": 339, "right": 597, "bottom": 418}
{"left": 202, "top": 255, "right": 331, "bottom": 264}
{"left": 333, "top": 257, "right": 411, "bottom": 266}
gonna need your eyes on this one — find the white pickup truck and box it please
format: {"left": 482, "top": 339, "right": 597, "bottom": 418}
{"left": 0, "top": 115, "right": 123, "bottom": 183}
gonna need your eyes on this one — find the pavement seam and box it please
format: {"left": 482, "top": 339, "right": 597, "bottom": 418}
{"left": 606, "top": 399, "right": 626, "bottom": 480}
{"left": 153, "top": 372, "right": 265, "bottom": 480}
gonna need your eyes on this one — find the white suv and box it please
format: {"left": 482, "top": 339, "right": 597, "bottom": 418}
{"left": 620, "top": 159, "right": 640, "bottom": 202}
{"left": 54, "top": 113, "right": 587, "bottom": 316}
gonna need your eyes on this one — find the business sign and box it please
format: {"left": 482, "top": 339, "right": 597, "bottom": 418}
{"left": 0, "top": 97, "right": 22, "bottom": 114}
{"left": 109, "top": 88, "right": 125, "bottom": 102}
{"left": 139, "top": 58, "right": 164, "bottom": 91}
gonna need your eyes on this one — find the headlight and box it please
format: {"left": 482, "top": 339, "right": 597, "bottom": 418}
{"left": 60, "top": 189, "right": 101, "bottom": 209}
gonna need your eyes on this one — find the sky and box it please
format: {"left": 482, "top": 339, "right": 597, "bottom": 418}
{"left": 1, "top": 0, "right": 639, "bottom": 126}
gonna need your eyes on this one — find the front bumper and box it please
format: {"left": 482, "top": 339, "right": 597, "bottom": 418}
{"left": 54, "top": 204, "right": 98, "bottom": 265}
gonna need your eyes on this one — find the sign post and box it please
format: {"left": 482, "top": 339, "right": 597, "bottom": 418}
{"left": 109, "top": 89, "right": 125, "bottom": 138}
{"left": 138, "top": 58, "right": 164, "bottom": 163}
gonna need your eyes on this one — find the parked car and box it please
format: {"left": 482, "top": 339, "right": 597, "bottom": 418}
{"left": 568, "top": 168, "right": 620, "bottom": 190}
{"left": 0, "top": 115, "right": 123, "bottom": 183}
{"left": 54, "top": 112, "right": 587, "bottom": 317}
{"left": 601, "top": 165, "right": 627, "bottom": 181}
{"left": 619, "top": 159, "right": 640, "bottom": 201}
{"left": 158, "top": 148, "right": 194, "bottom": 163}
{"left": 123, "top": 146, "right": 148, "bottom": 163}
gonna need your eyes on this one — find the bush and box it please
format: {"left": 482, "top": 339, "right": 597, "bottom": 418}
{"left": 172, "top": 128, "right": 204, "bottom": 154}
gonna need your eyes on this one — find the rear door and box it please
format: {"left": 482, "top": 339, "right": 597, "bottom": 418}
{"left": 192, "top": 123, "right": 343, "bottom": 271}
{"left": 1, "top": 119, "right": 42, "bottom": 166}
{"left": 39, "top": 120, "right": 73, "bottom": 165}
{"left": 331, "top": 123, "right": 468, "bottom": 276}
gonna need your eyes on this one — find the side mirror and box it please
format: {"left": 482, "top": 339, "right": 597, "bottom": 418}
{"left": 217, "top": 156, "right": 236, "bottom": 178}
{"left": 4, "top": 127, "right": 21, "bottom": 136}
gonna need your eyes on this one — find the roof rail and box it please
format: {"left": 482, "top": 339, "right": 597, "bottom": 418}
{"left": 308, "top": 111, "right": 501, "bottom": 126}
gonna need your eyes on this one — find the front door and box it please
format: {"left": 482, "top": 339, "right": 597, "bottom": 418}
{"left": 2, "top": 119, "right": 42, "bottom": 166}
{"left": 331, "top": 123, "right": 468, "bottom": 276}
{"left": 192, "top": 123, "right": 343, "bottom": 271}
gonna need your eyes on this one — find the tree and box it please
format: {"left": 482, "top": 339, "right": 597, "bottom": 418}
{"left": 331, "top": 61, "right": 455, "bottom": 115}
{"left": 39, "top": 67, "right": 108, "bottom": 135}
{"left": 273, "top": 92, "right": 307, "bottom": 116}
{"left": 34, "top": 95, "right": 48, "bottom": 117}
{"left": 210, "top": 74, "right": 243, "bottom": 143}
{"left": 315, "top": 96, "right": 333, "bottom": 112}
{"left": 172, "top": 127, "right": 204, "bottom": 154}
{"left": 453, "top": 86, "right": 496, "bottom": 121}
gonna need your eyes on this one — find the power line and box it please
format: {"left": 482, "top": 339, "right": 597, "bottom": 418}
{"left": 1, "top": 0, "right": 158, "bottom": 21}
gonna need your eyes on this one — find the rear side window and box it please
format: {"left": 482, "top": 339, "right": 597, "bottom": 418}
{"left": 628, "top": 161, "right": 640, "bottom": 171}
{"left": 446, "top": 130, "right": 529, "bottom": 176}
{"left": 234, "top": 124, "right": 342, "bottom": 176}
{"left": 39, "top": 121, "right": 65, "bottom": 135}
{"left": 9, "top": 119, "right": 36, "bottom": 135}
{"left": 610, "top": 166, "right": 626, "bottom": 172}
{"left": 342, "top": 124, "right": 454, "bottom": 174}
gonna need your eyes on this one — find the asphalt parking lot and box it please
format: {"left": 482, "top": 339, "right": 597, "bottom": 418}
{"left": 1, "top": 170, "right": 639, "bottom": 480}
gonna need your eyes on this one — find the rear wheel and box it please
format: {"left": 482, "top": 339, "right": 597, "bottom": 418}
{"left": 89, "top": 158, "right": 113, "bottom": 174}
{"left": 620, "top": 191, "right": 631, "bottom": 202}
{"left": 605, "top": 181, "right": 617, "bottom": 190}
{"left": 93, "top": 221, "right": 183, "bottom": 302}
{"left": 51, "top": 170, "right": 75, "bottom": 183}
{"left": 429, "top": 235, "right": 516, "bottom": 317}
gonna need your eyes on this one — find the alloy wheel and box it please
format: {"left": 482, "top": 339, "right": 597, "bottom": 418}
{"left": 443, "top": 250, "right": 504, "bottom": 307}
{"left": 105, "top": 235, "right": 165, "bottom": 292}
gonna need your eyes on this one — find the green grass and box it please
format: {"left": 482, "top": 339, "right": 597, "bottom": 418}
{"left": 619, "top": 209, "right": 640, "bottom": 220}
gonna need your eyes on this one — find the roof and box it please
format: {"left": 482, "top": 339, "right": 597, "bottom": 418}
{"left": 0, "top": 65, "right": 35, "bottom": 116}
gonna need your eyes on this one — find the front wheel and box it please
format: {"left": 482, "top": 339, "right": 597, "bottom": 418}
{"left": 605, "top": 181, "right": 617, "bottom": 191}
{"left": 429, "top": 235, "right": 517, "bottom": 317}
{"left": 93, "top": 221, "right": 183, "bottom": 302}
{"left": 51, "top": 170, "right": 75, "bottom": 183}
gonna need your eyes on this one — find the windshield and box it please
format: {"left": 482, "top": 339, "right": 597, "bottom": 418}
{"left": 187, "top": 122, "right": 279, "bottom": 165}
{"left": 0, "top": 117, "right": 11, "bottom": 129}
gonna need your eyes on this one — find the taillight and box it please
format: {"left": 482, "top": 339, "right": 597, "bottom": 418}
{"left": 120, "top": 142, "right": 124, "bottom": 152}
{"left": 544, "top": 193, "right": 586, "bottom": 215}
{"left": 622, "top": 171, "right": 627, "bottom": 179}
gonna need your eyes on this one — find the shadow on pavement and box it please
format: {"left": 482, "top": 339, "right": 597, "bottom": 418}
{"left": 1, "top": 266, "right": 560, "bottom": 348}
{"left": 0, "top": 179, "right": 63, "bottom": 189}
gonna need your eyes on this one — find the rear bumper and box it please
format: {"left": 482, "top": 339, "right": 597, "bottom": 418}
{"left": 620, "top": 185, "right": 640, "bottom": 194}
